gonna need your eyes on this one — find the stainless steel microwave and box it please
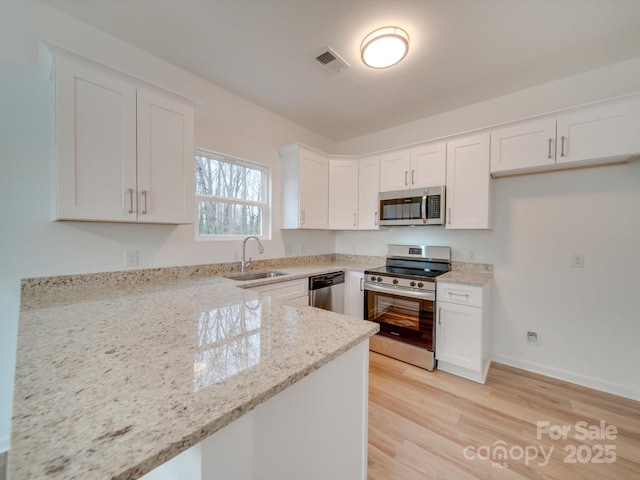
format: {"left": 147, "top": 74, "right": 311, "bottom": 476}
{"left": 378, "top": 186, "right": 445, "bottom": 226}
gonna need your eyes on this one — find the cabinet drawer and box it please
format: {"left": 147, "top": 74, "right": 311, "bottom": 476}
{"left": 247, "top": 278, "right": 308, "bottom": 299}
{"left": 437, "top": 282, "right": 482, "bottom": 307}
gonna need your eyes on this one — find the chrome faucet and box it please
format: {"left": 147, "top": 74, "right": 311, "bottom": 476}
{"left": 241, "top": 236, "right": 264, "bottom": 272}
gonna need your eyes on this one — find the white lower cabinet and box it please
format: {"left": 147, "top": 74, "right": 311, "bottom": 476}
{"left": 246, "top": 278, "right": 309, "bottom": 306}
{"left": 436, "top": 281, "right": 491, "bottom": 384}
{"left": 345, "top": 271, "right": 365, "bottom": 319}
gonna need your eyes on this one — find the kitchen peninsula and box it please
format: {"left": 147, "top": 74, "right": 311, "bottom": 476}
{"left": 9, "top": 257, "right": 380, "bottom": 479}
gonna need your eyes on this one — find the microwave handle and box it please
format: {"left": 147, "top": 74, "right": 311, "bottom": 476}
{"left": 422, "top": 191, "right": 427, "bottom": 224}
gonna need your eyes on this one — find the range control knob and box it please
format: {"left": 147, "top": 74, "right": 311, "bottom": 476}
{"left": 417, "top": 282, "right": 424, "bottom": 288}
{"left": 376, "top": 277, "right": 382, "bottom": 282}
{"left": 410, "top": 281, "right": 416, "bottom": 287}
{"left": 392, "top": 279, "right": 399, "bottom": 285}
{"left": 370, "top": 276, "right": 376, "bottom": 281}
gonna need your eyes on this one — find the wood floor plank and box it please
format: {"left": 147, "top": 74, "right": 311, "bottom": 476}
{"left": 368, "top": 352, "right": 640, "bottom": 479}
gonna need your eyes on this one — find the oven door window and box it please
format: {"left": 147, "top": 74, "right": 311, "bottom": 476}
{"left": 366, "top": 290, "right": 434, "bottom": 350}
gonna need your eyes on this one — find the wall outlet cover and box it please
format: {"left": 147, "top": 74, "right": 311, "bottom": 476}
{"left": 570, "top": 253, "right": 585, "bottom": 268}
{"left": 125, "top": 250, "right": 138, "bottom": 267}
{"left": 526, "top": 331, "right": 540, "bottom": 345}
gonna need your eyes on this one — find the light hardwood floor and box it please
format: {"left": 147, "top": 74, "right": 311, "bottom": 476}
{"left": 368, "top": 352, "right": 640, "bottom": 479}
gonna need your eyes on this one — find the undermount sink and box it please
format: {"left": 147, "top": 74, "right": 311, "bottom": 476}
{"left": 224, "top": 271, "right": 288, "bottom": 281}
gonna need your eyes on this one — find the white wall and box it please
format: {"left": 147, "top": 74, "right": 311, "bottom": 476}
{"left": 335, "top": 61, "right": 640, "bottom": 400}
{"left": 0, "top": 1, "right": 336, "bottom": 452}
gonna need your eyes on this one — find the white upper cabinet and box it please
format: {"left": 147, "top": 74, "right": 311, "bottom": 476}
{"left": 491, "top": 95, "right": 640, "bottom": 177}
{"left": 556, "top": 96, "right": 640, "bottom": 166}
{"left": 410, "top": 141, "right": 447, "bottom": 187}
{"left": 379, "top": 141, "right": 446, "bottom": 192}
{"left": 329, "top": 157, "right": 359, "bottom": 230}
{"left": 490, "top": 118, "right": 557, "bottom": 175}
{"left": 136, "top": 89, "right": 195, "bottom": 224}
{"left": 43, "top": 44, "right": 194, "bottom": 224}
{"left": 446, "top": 132, "right": 492, "bottom": 229}
{"left": 357, "top": 155, "right": 380, "bottom": 230}
{"left": 379, "top": 149, "right": 411, "bottom": 192}
{"left": 280, "top": 144, "right": 329, "bottom": 229}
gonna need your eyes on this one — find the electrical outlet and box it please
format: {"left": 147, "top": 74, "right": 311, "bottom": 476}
{"left": 466, "top": 248, "right": 477, "bottom": 261}
{"left": 526, "top": 331, "right": 540, "bottom": 345}
{"left": 570, "top": 253, "right": 585, "bottom": 268}
{"left": 125, "top": 250, "right": 138, "bottom": 267}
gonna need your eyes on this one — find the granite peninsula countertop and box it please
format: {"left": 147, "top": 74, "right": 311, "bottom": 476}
{"left": 10, "top": 257, "right": 381, "bottom": 480}
{"left": 10, "top": 254, "right": 492, "bottom": 479}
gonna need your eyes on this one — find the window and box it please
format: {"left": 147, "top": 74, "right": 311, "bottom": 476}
{"left": 195, "top": 150, "right": 269, "bottom": 238}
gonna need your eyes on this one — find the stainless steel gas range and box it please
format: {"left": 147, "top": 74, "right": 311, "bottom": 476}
{"left": 364, "top": 244, "right": 451, "bottom": 371}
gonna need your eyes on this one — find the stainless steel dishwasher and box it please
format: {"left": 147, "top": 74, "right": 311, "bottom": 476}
{"left": 309, "top": 271, "right": 345, "bottom": 314}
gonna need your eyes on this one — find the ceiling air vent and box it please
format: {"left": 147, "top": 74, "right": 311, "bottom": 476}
{"left": 314, "top": 46, "right": 350, "bottom": 73}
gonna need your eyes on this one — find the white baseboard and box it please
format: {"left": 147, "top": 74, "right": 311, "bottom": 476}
{"left": 0, "top": 433, "right": 8, "bottom": 453}
{"left": 491, "top": 354, "right": 640, "bottom": 401}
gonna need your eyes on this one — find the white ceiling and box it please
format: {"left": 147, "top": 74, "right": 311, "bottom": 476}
{"left": 43, "top": 0, "right": 640, "bottom": 141}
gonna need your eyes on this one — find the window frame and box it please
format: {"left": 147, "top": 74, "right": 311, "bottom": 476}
{"left": 195, "top": 148, "right": 271, "bottom": 240}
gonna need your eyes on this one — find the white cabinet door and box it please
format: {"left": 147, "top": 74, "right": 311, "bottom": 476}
{"left": 137, "top": 88, "right": 195, "bottom": 224}
{"left": 490, "top": 117, "right": 557, "bottom": 175}
{"left": 491, "top": 95, "right": 640, "bottom": 177}
{"left": 411, "top": 141, "right": 447, "bottom": 188}
{"left": 49, "top": 46, "right": 194, "bottom": 224}
{"left": 556, "top": 97, "right": 639, "bottom": 166}
{"left": 345, "top": 271, "right": 365, "bottom": 319}
{"left": 55, "top": 57, "right": 138, "bottom": 221}
{"left": 357, "top": 155, "right": 380, "bottom": 230}
{"left": 379, "top": 144, "right": 446, "bottom": 192}
{"left": 247, "top": 278, "right": 309, "bottom": 306}
{"left": 379, "top": 149, "right": 411, "bottom": 192}
{"left": 279, "top": 146, "right": 330, "bottom": 229}
{"left": 436, "top": 301, "right": 481, "bottom": 371}
{"left": 329, "top": 157, "right": 359, "bottom": 230}
{"left": 446, "top": 133, "right": 491, "bottom": 229}
{"left": 299, "top": 148, "right": 329, "bottom": 229}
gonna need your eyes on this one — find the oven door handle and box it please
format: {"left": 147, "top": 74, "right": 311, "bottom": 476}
{"left": 364, "top": 282, "right": 435, "bottom": 301}
{"left": 422, "top": 191, "right": 428, "bottom": 224}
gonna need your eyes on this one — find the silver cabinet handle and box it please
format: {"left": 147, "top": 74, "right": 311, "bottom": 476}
{"left": 404, "top": 171, "right": 408, "bottom": 186}
{"left": 127, "top": 188, "right": 134, "bottom": 214}
{"left": 548, "top": 138, "right": 552, "bottom": 159}
{"left": 141, "top": 190, "right": 148, "bottom": 214}
{"left": 374, "top": 211, "right": 378, "bottom": 225}
{"left": 560, "top": 136, "right": 566, "bottom": 157}
{"left": 301, "top": 209, "right": 305, "bottom": 225}
{"left": 438, "top": 307, "right": 442, "bottom": 325}
{"left": 448, "top": 207, "right": 452, "bottom": 225}
{"left": 353, "top": 212, "right": 357, "bottom": 227}
{"left": 359, "top": 277, "right": 364, "bottom": 292}
{"left": 411, "top": 169, "right": 415, "bottom": 185}
{"left": 449, "top": 292, "right": 470, "bottom": 297}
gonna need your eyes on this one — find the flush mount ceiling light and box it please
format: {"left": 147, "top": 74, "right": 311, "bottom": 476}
{"left": 360, "top": 26, "right": 409, "bottom": 69}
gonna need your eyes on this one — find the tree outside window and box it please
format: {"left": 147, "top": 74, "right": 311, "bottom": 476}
{"left": 195, "top": 151, "right": 269, "bottom": 237}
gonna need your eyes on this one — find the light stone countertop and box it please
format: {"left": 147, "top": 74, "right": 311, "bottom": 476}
{"left": 437, "top": 261, "right": 493, "bottom": 287}
{"left": 10, "top": 259, "right": 381, "bottom": 480}
{"left": 10, "top": 254, "right": 492, "bottom": 479}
